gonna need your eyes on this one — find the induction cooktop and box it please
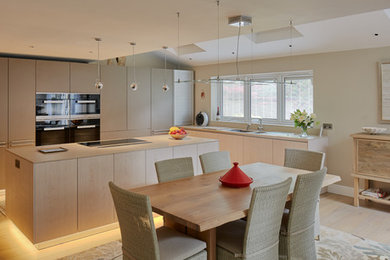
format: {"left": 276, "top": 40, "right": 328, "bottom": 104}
{"left": 79, "top": 138, "right": 150, "bottom": 148}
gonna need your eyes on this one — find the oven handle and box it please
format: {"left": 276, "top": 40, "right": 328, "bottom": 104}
{"left": 43, "top": 100, "right": 66, "bottom": 104}
{"left": 76, "top": 100, "right": 96, "bottom": 104}
{"left": 77, "top": 125, "right": 96, "bottom": 129}
{"left": 43, "top": 127, "right": 65, "bottom": 131}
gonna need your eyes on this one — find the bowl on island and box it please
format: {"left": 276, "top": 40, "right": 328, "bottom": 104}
{"left": 362, "top": 127, "right": 387, "bottom": 135}
{"left": 169, "top": 127, "right": 188, "bottom": 140}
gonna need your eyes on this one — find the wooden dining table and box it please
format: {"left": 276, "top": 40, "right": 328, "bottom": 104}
{"left": 131, "top": 162, "right": 341, "bottom": 260}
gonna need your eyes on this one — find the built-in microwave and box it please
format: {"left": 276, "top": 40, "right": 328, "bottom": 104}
{"left": 36, "top": 93, "right": 69, "bottom": 120}
{"left": 70, "top": 94, "right": 100, "bottom": 119}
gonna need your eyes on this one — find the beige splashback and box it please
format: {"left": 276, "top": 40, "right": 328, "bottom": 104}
{"left": 194, "top": 46, "right": 390, "bottom": 188}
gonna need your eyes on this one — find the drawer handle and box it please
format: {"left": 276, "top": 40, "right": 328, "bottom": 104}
{"left": 43, "top": 127, "right": 65, "bottom": 131}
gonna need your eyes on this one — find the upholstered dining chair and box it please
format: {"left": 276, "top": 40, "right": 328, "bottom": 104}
{"left": 216, "top": 178, "right": 292, "bottom": 260}
{"left": 199, "top": 151, "right": 231, "bottom": 174}
{"left": 109, "top": 182, "right": 207, "bottom": 260}
{"left": 155, "top": 157, "right": 194, "bottom": 183}
{"left": 284, "top": 148, "right": 325, "bottom": 239}
{"left": 279, "top": 168, "right": 327, "bottom": 260}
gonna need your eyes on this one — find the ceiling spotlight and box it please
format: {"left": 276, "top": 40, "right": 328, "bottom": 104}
{"left": 228, "top": 15, "right": 252, "bottom": 27}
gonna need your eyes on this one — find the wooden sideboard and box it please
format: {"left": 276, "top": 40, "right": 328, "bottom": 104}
{"left": 351, "top": 133, "right": 390, "bottom": 207}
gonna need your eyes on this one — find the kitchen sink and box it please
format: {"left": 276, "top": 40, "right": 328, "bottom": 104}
{"left": 225, "top": 129, "right": 267, "bottom": 134}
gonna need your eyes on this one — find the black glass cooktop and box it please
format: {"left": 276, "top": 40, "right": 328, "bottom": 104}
{"left": 79, "top": 138, "right": 150, "bottom": 148}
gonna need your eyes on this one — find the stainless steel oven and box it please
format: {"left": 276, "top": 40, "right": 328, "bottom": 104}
{"left": 36, "top": 93, "right": 69, "bottom": 120}
{"left": 70, "top": 93, "right": 100, "bottom": 119}
{"left": 36, "top": 119, "right": 70, "bottom": 146}
{"left": 70, "top": 118, "right": 100, "bottom": 143}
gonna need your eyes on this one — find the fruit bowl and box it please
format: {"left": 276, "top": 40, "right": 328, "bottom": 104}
{"left": 170, "top": 133, "right": 188, "bottom": 140}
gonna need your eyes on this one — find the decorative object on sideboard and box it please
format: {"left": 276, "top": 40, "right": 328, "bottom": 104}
{"left": 196, "top": 112, "right": 209, "bottom": 126}
{"left": 216, "top": 106, "right": 221, "bottom": 121}
{"left": 129, "top": 42, "right": 138, "bottom": 91}
{"left": 219, "top": 162, "right": 253, "bottom": 188}
{"left": 362, "top": 127, "right": 387, "bottom": 135}
{"left": 94, "top": 37, "right": 104, "bottom": 90}
{"left": 290, "top": 109, "right": 319, "bottom": 137}
{"left": 169, "top": 126, "right": 187, "bottom": 140}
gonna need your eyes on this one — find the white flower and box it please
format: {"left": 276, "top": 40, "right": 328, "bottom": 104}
{"left": 298, "top": 115, "right": 305, "bottom": 122}
{"left": 310, "top": 113, "right": 317, "bottom": 119}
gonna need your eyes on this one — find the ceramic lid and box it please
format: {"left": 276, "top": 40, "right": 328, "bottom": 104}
{"left": 220, "top": 162, "right": 253, "bottom": 185}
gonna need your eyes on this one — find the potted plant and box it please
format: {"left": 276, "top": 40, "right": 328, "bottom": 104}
{"left": 290, "top": 109, "right": 319, "bottom": 137}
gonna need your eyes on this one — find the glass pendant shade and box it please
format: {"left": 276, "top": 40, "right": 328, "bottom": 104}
{"left": 95, "top": 38, "right": 103, "bottom": 90}
{"left": 129, "top": 42, "right": 138, "bottom": 91}
{"left": 162, "top": 83, "right": 169, "bottom": 92}
{"left": 130, "top": 82, "right": 138, "bottom": 91}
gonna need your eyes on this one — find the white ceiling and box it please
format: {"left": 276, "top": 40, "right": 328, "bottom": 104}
{"left": 1, "top": 0, "right": 390, "bottom": 65}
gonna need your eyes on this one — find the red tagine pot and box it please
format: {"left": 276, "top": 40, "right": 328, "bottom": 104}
{"left": 219, "top": 162, "right": 253, "bottom": 188}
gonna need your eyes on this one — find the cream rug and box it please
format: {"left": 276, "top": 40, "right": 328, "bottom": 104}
{"left": 59, "top": 226, "right": 390, "bottom": 260}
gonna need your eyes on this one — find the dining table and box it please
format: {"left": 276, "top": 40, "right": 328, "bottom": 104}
{"left": 130, "top": 162, "right": 341, "bottom": 260}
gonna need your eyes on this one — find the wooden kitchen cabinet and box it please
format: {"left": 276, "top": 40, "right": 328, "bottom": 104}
{"left": 272, "top": 139, "right": 307, "bottom": 166}
{"left": 243, "top": 136, "right": 273, "bottom": 164}
{"left": 114, "top": 150, "right": 146, "bottom": 189}
{"left": 151, "top": 68, "right": 173, "bottom": 133}
{"left": 34, "top": 160, "right": 78, "bottom": 242}
{"left": 36, "top": 60, "right": 70, "bottom": 93}
{"left": 173, "top": 144, "right": 199, "bottom": 175}
{"left": 146, "top": 147, "right": 173, "bottom": 185}
{"left": 70, "top": 63, "right": 100, "bottom": 94}
{"left": 78, "top": 155, "right": 114, "bottom": 231}
{"left": 8, "top": 58, "right": 35, "bottom": 146}
{"left": 0, "top": 58, "right": 8, "bottom": 189}
{"left": 127, "top": 67, "right": 151, "bottom": 132}
{"left": 101, "top": 65, "right": 127, "bottom": 132}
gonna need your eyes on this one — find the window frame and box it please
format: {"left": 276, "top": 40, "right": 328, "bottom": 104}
{"left": 214, "top": 70, "right": 313, "bottom": 126}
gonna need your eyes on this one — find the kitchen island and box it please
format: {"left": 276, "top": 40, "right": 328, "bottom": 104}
{"left": 5, "top": 135, "right": 219, "bottom": 248}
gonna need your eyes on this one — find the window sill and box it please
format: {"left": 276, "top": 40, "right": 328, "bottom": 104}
{"left": 211, "top": 119, "right": 295, "bottom": 128}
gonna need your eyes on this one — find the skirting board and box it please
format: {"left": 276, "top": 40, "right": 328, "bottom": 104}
{"left": 327, "top": 184, "right": 354, "bottom": 198}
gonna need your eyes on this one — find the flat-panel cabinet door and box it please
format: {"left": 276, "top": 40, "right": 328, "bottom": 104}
{"left": 243, "top": 136, "right": 273, "bottom": 164}
{"left": 78, "top": 155, "right": 114, "bottom": 231}
{"left": 101, "top": 65, "right": 127, "bottom": 132}
{"left": 272, "top": 140, "right": 307, "bottom": 166}
{"left": 114, "top": 150, "right": 146, "bottom": 189}
{"left": 70, "top": 63, "right": 100, "bottom": 94}
{"left": 151, "top": 68, "right": 173, "bottom": 133}
{"left": 197, "top": 142, "right": 219, "bottom": 174}
{"left": 9, "top": 58, "right": 35, "bottom": 146}
{"left": 0, "top": 147, "right": 5, "bottom": 189}
{"left": 173, "top": 144, "right": 198, "bottom": 175}
{"left": 174, "top": 70, "right": 193, "bottom": 126}
{"left": 34, "top": 160, "right": 77, "bottom": 243}
{"left": 36, "top": 60, "right": 70, "bottom": 93}
{"left": 218, "top": 134, "right": 244, "bottom": 163}
{"left": 146, "top": 147, "right": 173, "bottom": 185}
{"left": 127, "top": 67, "right": 151, "bottom": 131}
{"left": 0, "top": 58, "right": 8, "bottom": 144}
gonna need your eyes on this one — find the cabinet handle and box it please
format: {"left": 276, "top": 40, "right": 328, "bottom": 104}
{"left": 76, "top": 100, "right": 96, "bottom": 104}
{"left": 43, "top": 100, "right": 66, "bottom": 104}
{"left": 10, "top": 140, "right": 34, "bottom": 147}
{"left": 43, "top": 127, "right": 65, "bottom": 131}
{"left": 77, "top": 125, "right": 96, "bottom": 129}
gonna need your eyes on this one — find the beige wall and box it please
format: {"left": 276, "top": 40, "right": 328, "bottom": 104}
{"left": 194, "top": 46, "right": 390, "bottom": 188}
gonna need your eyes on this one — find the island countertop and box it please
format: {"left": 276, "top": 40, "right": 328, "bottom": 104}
{"left": 6, "top": 135, "right": 217, "bottom": 163}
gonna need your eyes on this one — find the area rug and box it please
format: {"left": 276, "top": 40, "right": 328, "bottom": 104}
{"left": 59, "top": 226, "right": 390, "bottom": 260}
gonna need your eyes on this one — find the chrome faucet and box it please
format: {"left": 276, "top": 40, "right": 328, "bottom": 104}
{"left": 255, "top": 118, "right": 264, "bottom": 131}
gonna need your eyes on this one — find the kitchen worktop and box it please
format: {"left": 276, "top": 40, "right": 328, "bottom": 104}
{"left": 184, "top": 125, "right": 326, "bottom": 142}
{"left": 7, "top": 135, "right": 217, "bottom": 163}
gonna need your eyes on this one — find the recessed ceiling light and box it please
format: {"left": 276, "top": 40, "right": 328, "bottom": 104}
{"left": 89, "top": 50, "right": 93, "bottom": 53}
{"left": 228, "top": 15, "right": 252, "bottom": 27}
{"left": 374, "top": 33, "right": 379, "bottom": 36}
{"left": 29, "top": 45, "right": 34, "bottom": 48}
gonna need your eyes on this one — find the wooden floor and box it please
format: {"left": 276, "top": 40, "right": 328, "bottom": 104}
{"left": 0, "top": 193, "right": 389, "bottom": 259}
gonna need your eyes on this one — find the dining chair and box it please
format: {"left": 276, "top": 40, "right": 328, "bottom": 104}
{"left": 199, "top": 151, "right": 231, "bottom": 174}
{"left": 279, "top": 168, "right": 327, "bottom": 260}
{"left": 284, "top": 148, "right": 325, "bottom": 240}
{"left": 109, "top": 182, "right": 207, "bottom": 260}
{"left": 216, "top": 178, "right": 292, "bottom": 260}
{"left": 155, "top": 157, "right": 194, "bottom": 183}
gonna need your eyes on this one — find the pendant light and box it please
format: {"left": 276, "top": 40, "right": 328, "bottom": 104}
{"left": 162, "top": 46, "right": 169, "bottom": 92}
{"left": 94, "top": 37, "right": 104, "bottom": 90}
{"left": 129, "top": 42, "right": 138, "bottom": 91}
{"left": 176, "top": 11, "right": 181, "bottom": 83}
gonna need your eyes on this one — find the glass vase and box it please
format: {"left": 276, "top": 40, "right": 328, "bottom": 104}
{"left": 300, "top": 127, "right": 308, "bottom": 137}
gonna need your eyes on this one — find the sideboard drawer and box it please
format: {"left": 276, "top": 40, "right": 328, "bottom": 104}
{"left": 357, "top": 139, "right": 390, "bottom": 178}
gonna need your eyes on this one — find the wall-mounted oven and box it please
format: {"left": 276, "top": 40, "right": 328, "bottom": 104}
{"left": 70, "top": 118, "right": 100, "bottom": 143}
{"left": 36, "top": 93, "right": 69, "bottom": 120}
{"left": 70, "top": 94, "right": 100, "bottom": 119}
{"left": 36, "top": 119, "right": 70, "bottom": 146}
